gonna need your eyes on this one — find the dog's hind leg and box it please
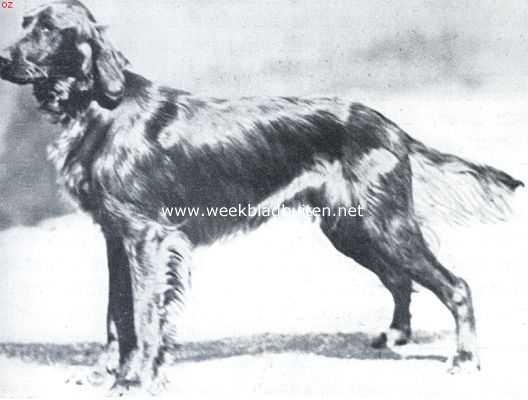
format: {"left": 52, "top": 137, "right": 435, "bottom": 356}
{"left": 320, "top": 217, "right": 413, "bottom": 348}
{"left": 370, "top": 267, "right": 412, "bottom": 348}
{"left": 334, "top": 153, "right": 479, "bottom": 370}
{"left": 370, "top": 219, "right": 480, "bottom": 372}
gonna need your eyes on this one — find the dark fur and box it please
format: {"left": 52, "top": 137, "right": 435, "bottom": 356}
{"left": 0, "top": 0, "right": 523, "bottom": 393}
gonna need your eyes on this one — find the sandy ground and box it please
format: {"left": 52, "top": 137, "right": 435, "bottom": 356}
{"left": 0, "top": 93, "right": 527, "bottom": 398}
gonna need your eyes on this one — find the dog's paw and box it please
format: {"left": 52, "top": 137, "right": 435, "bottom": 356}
{"left": 447, "top": 351, "right": 481, "bottom": 374}
{"left": 66, "top": 344, "right": 119, "bottom": 388}
{"left": 146, "top": 373, "right": 169, "bottom": 395}
{"left": 371, "top": 329, "right": 410, "bottom": 349}
{"left": 65, "top": 366, "right": 115, "bottom": 389}
{"left": 109, "top": 373, "right": 168, "bottom": 396}
{"left": 109, "top": 378, "right": 141, "bottom": 397}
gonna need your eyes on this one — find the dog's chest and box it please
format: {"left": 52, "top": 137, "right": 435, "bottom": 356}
{"left": 49, "top": 115, "right": 110, "bottom": 210}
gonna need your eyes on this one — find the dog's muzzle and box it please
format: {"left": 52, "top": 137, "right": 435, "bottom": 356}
{"left": 0, "top": 48, "right": 48, "bottom": 84}
{"left": 0, "top": 49, "right": 10, "bottom": 78}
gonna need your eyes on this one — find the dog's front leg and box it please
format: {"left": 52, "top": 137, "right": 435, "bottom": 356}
{"left": 70, "top": 228, "right": 132, "bottom": 388}
{"left": 111, "top": 225, "right": 192, "bottom": 394}
{"left": 101, "top": 229, "right": 135, "bottom": 379}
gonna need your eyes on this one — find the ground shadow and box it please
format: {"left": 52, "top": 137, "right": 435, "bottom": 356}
{"left": 0, "top": 331, "right": 448, "bottom": 367}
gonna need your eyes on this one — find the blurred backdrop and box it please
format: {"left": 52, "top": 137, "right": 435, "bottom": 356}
{"left": 0, "top": 0, "right": 527, "bottom": 229}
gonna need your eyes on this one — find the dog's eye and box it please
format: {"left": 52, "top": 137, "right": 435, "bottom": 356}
{"left": 22, "top": 16, "right": 34, "bottom": 29}
{"left": 39, "top": 21, "right": 55, "bottom": 33}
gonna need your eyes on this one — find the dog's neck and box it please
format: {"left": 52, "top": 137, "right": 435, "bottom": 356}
{"left": 44, "top": 69, "right": 156, "bottom": 172}
{"left": 33, "top": 70, "right": 153, "bottom": 123}
{"left": 45, "top": 70, "right": 153, "bottom": 209}
{"left": 33, "top": 77, "right": 95, "bottom": 124}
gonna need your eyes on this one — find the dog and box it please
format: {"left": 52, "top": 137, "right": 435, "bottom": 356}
{"left": 0, "top": 0, "right": 523, "bottom": 393}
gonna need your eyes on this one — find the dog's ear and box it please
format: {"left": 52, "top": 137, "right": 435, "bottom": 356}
{"left": 75, "top": 42, "right": 92, "bottom": 81}
{"left": 91, "top": 27, "right": 129, "bottom": 109}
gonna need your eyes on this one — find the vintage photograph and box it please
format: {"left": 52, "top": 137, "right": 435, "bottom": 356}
{"left": 0, "top": 0, "right": 526, "bottom": 398}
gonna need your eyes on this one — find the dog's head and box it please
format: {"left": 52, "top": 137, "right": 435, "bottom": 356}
{"left": 0, "top": 0, "right": 129, "bottom": 113}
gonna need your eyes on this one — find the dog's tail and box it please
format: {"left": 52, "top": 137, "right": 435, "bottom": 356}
{"left": 407, "top": 136, "right": 524, "bottom": 227}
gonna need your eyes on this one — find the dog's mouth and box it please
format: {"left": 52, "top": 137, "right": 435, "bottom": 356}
{"left": 0, "top": 57, "right": 48, "bottom": 84}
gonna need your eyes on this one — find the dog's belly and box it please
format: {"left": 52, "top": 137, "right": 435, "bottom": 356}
{"left": 172, "top": 156, "right": 354, "bottom": 245}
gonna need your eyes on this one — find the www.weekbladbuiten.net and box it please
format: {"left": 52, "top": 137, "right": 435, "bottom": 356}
{"left": 160, "top": 203, "right": 365, "bottom": 218}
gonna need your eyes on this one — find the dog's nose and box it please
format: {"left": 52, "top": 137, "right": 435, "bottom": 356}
{"left": 0, "top": 48, "right": 12, "bottom": 69}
